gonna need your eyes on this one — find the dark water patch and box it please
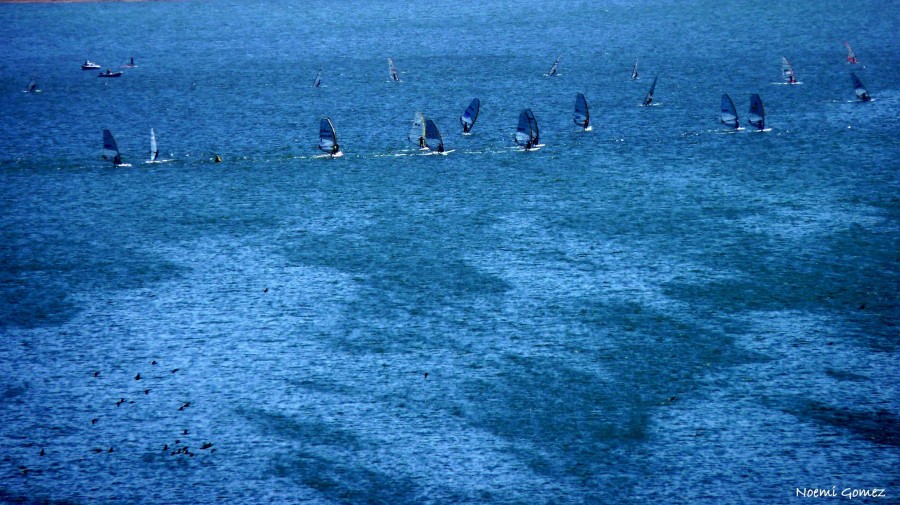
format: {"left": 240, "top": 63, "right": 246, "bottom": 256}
{"left": 791, "top": 400, "right": 900, "bottom": 447}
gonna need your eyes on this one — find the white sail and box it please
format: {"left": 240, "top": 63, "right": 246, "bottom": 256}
{"left": 781, "top": 57, "right": 796, "bottom": 84}
{"left": 408, "top": 112, "right": 426, "bottom": 148}
{"left": 547, "top": 55, "right": 560, "bottom": 76}
{"left": 631, "top": 59, "right": 639, "bottom": 80}
{"left": 388, "top": 58, "right": 400, "bottom": 82}
{"left": 150, "top": 128, "right": 158, "bottom": 161}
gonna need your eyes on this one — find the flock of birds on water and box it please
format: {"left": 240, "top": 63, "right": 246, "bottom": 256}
{"left": 19, "top": 41, "right": 876, "bottom": 168}
{"left": 15, "top": 359, "right": 216, "bottom": 480}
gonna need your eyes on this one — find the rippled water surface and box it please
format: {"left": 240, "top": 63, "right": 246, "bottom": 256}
{"left": 1, "top": 1, "right": 898, "bottom": 503}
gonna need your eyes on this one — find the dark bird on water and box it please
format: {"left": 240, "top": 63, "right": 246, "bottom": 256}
{"left": 91, "top": 448, "right": 103, "bottom": 453}
{"left": 200, "top": 442, "right": 213, "bottom": 450}
{"left": 183, "top": 429, "right": 189, "bottom": 435}
{"left": 18, "top": 466, "right": 29, "bottom": 477}
{"left": 116, "top": 398, "right": 125, "bottom": 407}
{"left": 151, "top": 360, "right": 158, "bottom": 365}
{"left": 859, "top": 303, "right": 866, "bottom": 310}
{"left": 163, "top": 444, "right": 168, "bottom": 451}
{"left": 93, "top": 371, "right": 100, "bottom": 377}
{"left": 424, "top": 372, "right": 429, "bottom": 379}
{"left": 39, "top": 448, "right": 45, "bottom": 457}
{"left": 91, "top": 418, "right": 98, "bottom": 425}
{"left": 144, "top": 389, "right": 150, "bottom": 395}
{"left": 171, "top": 368, "right": 179, "bottom": 374}
{"left": 263, "top": 287, "right": 269, "bottom": 293}
{"left": 108, "top": 447, "right": 114, "bottom": 453}
{"left": 178, "top": 402, "right": 191, "bottom": 411}
{"left": 135, "top": 373, "right": 141, "bottom": 381}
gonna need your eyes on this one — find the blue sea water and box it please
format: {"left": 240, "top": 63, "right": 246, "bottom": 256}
{"left": 1, "top": 1, "right": 899, "bottom": 503}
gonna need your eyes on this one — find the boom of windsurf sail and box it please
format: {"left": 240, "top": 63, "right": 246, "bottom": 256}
{"left": 318, "top": 117, "right": 340, "bottom": 154}
{"left": 748, "top": 94, "right": 765, "bottom": 130}
{"left": 547, "top": 55, "right": 561, "bottom": 76}
{"left": 313, "top": 69, "right": 322, "bottom": 88}
{"left": 574, "top": 93, "right": 590, "bottom": 129}
{"left": 424, "top": 119, "right": 444, "bottom": 152}
{"left": 460, "top": 98, "right": 480, "bottom": 133}
{"left": 102, "top": 129, "right": 122, "bottom": 164}
{"left": 781, "top": 57, "right": 797, "bottom": 84}
{"left": 150, "top": 128, "right": 158, "bottom": 161}
{"left": 643, "top": 76, "right": 658, "bottom": 106}
{"left": 844, "top": 42, "right": 858, "bottom": 64}
{"left": 720, "top": 94, "right": 739, "bottom": 128}
{"left": 631, "top": 59, "right": 639, "bottom": 80}
{"left": 851, "top": 72, "right": 871, "bottom": 101}
{"left": 388, "top": 58, "right": 400, "bottom": 82}
{"left": 408, "top": 112, "right": 426, "bottom": 147}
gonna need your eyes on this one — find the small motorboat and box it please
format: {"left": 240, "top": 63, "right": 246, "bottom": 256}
{"left": 98, "top": 69, "right": 123, "bottom": 78}
{"left": 82, "top": 60, "right": 101, "bottom": 70}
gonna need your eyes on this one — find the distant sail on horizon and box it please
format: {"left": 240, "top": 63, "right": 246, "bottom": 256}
{"left": 388, "top": 58, "right": 400, "bottom": 82}
{"left": 720, "top": 94, "right": 739, "bottom": 129}
{"left": 748, "top": 94, "right": 765, "bottom": 130}
{"left": 643, "top": 76, "right": 658, "bottom": 106}
{"left": 459, "top": 98, "right": 480, "bottom": 134}
{"left": 574, "top": 93, "right": 590, "bottom": 129}
{"left": 631, "top": 59, "right": 639, "bottom": 80}
{"left": 313, "top": 69, "right": 322, "bottom": 88}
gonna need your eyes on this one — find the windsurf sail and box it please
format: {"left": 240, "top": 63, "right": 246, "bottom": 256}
{"left": 515, "top": 110, "right": 533, "bottom": 146}
{"left": 547, "top": 55, "right": 561, "bottom": 76}
{"left": 150, "top": 128, "right": 159, "bottom": 161}
{"left": 318, "top": 117, "right": 340, "bottom": 154}
{"left": 424, "top": 119, "right": 444, "bottom": 152}
{"left": 313, "top": 69, "right": 322, "bottom": 88}
{"left": 408, "top": 112, "right": 426, "bottom": 148}
{"left": 781, "top": 57, "right": 797, "bottom": 84}
{"left": 720, "top": 94, "right": 739, "bottom": 128}
{"left": 851, "top": 72, "right": 871, "bottom": 101}
{"left": 102, "top": 129, "right": 122, "bottom": 165}
{"left": 526, "top": 109, "right": 539, "bottom": 144}
{"left": 844, "top": 42, "right": 858, "bottom": 64}
{"left": 459, "top": 98, "right": 480, "bottom": 134}
{"left": 643, "top": 76, "right": 658, "bottom": 106}
{"left": 25, "top": 78, "right": 37, "bottom": 93}
{"left": 388, "top": 58, "right": 400, "bottom": 82}
{"left": 574, "top": 93, "right": 590, "bottom": 129}
{"left": 631, "top": 59, "right": 639, "bottom": 80}
{"left": 748, "top": 94, "right": 765, "bottom": 130}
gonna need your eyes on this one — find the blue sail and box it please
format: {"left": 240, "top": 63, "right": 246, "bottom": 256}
{"left": 102, "top": 129, "right": 122, "bottom": 164}
{"left": 318, "top": 117, "right": 339, "bottom": 154}
{"left": 515, "top": 110, "right": 532, "bottom": 146}
{"left": 526, "top": 109, "right": 539, "bottom": 144}
{"left": 459, "top": 98, "right": 480, "bottom": 133}
{"left": 313, "top": 69, "right": 321, "bottom": 88}
{"left": 748, "top": 94, "right": 765, "bottom": 130}
{"left": 424, "top": 119, "right": 443, "bottom": 151}
{"left": 720, "top": 94, "right": 739, "bottom": 128}
{"left": 574, "top": 93, "right": 590, "bottom": 129}
{"left": 643, "top": 76, "right": 658, "bottom": 106}
{"left": 851, "top": 72, "right": 871, "bottom": 101}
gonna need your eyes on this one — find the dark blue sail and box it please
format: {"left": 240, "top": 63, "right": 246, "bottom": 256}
{"left": 720, "top": 94, "right": 739, "bottom": 128}
{"left": 748, "top": 94, "right": 765, "bottom": 130}
{"left": 574, "top": 93, "right": 589, "bottom": 129}
{"left": 424, "top": 119, "right": 444, "bottom": 152}
{"left": 851, "top": 72, "right": 871, "bottom": 101}
{"left": 459, "top": 98, "right": 480, "bottom": 133}
{"left": 318, "top": 117, "right": 340, "bottom": 154}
